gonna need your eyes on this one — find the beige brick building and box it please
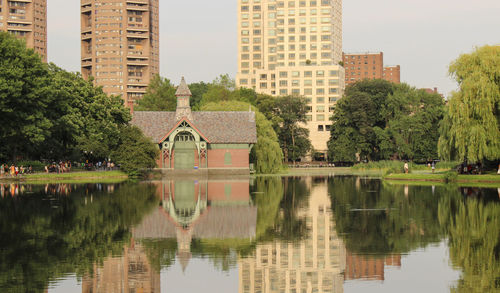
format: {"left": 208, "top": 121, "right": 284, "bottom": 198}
{"left": 0, "top": 0, "right": 47, "bottom": 62}
{"left": 238, "top": 177, "right": 346, "bottom": 293}
{"left": 236, "top": 0, "right": 345, "bottom": 159}
{"left": 80, "top": 0, "right": 159, "bottom": 104}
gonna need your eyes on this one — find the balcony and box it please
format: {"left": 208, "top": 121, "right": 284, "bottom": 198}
{"left": 81, "top": 32, "right": 92, "bottom": 40}
{"left": 81, "top": 59, "right": 92, "bottom": 67}
{"left": 127, "top": 31, "right": 148, "bottom": 39}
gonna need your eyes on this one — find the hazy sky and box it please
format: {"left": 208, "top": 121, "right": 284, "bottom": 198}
{"left": 47, "top": 0, "right": 500, "bottom": 96}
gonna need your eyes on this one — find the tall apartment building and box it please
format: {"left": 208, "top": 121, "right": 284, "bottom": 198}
{"left": 238, "top": 178, "right": 346, "bottom": 293}
{"left": 343, "top": 52, "right": 401, "bottom": 85}
{"left": 0, "top": 0, "right": 47, "bottom": 62}
{"left": 80, "top": 0, "right": 159, "bottom": 104}
{"left": 236, "top": 0, "right": 345, "bottom": 159}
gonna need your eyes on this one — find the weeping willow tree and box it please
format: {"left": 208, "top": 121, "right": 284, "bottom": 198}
{"left": 438, "top": 45, "right": 500, "bottom": 163}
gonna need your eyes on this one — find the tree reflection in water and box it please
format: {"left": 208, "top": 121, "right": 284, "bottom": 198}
{"left": 0, "top": 183, "right": 158, "bottom": 293}
{"left": 328, "top": 176, "right": 499, "bottom": 291}
{"left": 439, "top": 187, "right": 500, "bottom": 293}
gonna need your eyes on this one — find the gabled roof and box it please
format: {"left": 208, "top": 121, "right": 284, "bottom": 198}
{"left": 132, "top": 206, "right": 257, "bottom": 239}
{"left": 131, "top": 111, "right": 257, "bottom": 144}
{"left": 175, "top": 77, "right": 192, "bottom": 96}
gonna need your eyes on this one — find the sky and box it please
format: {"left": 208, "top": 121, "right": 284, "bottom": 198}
{"left": 47, "top": 0, "right": 500, "bottom": 97}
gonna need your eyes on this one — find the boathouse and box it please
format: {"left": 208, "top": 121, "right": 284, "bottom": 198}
{"left": 131, "top": 77, "right": 257, "bottom": 174}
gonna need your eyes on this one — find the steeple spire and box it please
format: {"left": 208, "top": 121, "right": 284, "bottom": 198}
{"left": 175, "top": 77, "right": 193, "bottom": 121}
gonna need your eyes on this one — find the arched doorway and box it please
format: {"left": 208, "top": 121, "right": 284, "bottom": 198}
{"left": 174, "top": 132, "right": 196, "bottom": 170}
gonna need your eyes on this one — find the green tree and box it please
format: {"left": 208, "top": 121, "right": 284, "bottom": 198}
{"left": 385, "top": 85, "right": 444, "bottom": 161}
{"left": 0, "top": 32, "right": 52, "bottom": 161}
{"left": 438, "top": 45, "right": 500, "bottom": 163}
{"left": 135, "top": 74, "right": 177, "bottom": 111}
{"left": 200, "top": 101, "right": 283, "bottom": 174}
{"left": 273, "top": 96, "right": 311, "bottom": 162}
{"left": 188, "top": 81, "right": 209, "bottom": 110}
{"left": 112, "top": 125, "right": 159, "bottom": 177}
{"left": 328, "top": 79, "right": 444, "bottom": 162}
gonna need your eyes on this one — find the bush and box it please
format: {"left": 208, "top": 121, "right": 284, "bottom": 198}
{"left": 443, "top": 171, "right": 458, "bottom": 183}
{"left": 112, "top": 126, "right": 159, "bottom": 178}
{"left": 11, "top": 161, "right": 45, "bottom": 172}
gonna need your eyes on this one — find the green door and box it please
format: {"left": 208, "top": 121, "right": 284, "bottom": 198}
{"left": 174, "top": 141, "right": 195, "bottom": 170}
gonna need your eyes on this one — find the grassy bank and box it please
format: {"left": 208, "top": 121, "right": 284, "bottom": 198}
{"left": 256, "top": 167, "right": 383, "bottom": 177}
{"left": 352, "top": 160, "right": 458, "bottom": 173}
{"left": 0, "top": 170, "right": 128, "bottom": 184}
{"left": 385, "top": 173, "right": 500, "bottom": 186}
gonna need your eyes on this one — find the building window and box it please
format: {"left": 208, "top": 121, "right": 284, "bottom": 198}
{"left": 318, "top": 125, "right": 324, "bottom": 131}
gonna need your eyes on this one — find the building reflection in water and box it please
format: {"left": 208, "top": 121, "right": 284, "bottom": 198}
{"left": 344, "top": 253, "right": 401, "bottom": 281}
{"left": 82, "top": 177, "right": 257, "bottom": 293}
{"left": 238, "top": 177, "right": 346, "bottom": 293}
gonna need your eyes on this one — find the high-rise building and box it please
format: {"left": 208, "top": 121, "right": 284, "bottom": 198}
{"left": 342, "top": 52, "right": 401, "bottom": 85}
{"left": 236, "top": 0, "right": 345, "bottom": 159}
{"left": 0, "top": 0, "right": 47, "bottom": 62}
{"left": 80, "top": 0, "right": 160, "bottom": 104}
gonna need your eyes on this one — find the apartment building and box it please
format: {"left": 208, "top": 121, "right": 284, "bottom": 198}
{"left": 0, "top": 0, "right": 47, "bottom": 62}
{"left": 343, "top": 52, "right": 401, "bottom": 85}
{"left": 81, "top": 0, "right": 159, "bottom": 104}
{"left": 236, "top": 0, "right": 345, "bottom": 159}
{"left": 383, "top": 65, "right": 400, "bottom": 84}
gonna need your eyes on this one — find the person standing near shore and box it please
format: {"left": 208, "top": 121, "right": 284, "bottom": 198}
{"left": 432, "top": 161, "right": 436, "bottom": 173}
{"left": 0, "top": 164, "right": 4, "bottom": 177}
{"left": 404, "top": 162, "right": 409, "bottom": 174}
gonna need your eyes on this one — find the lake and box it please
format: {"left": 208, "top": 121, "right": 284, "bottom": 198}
{"left": 0, "top": 175, "right": 498, "bottom": 293}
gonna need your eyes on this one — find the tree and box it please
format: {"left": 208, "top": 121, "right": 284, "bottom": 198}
{"left": 328, "top": 79, "right": 444, "bottom": 162}
{"left": 112, "top": 125, "right": 159, "bottom": 177}
{"left": 0, "top": 32, "right": 52, "bottom": 161}
{"left": 273, "top": 96, "right": 311, "bottom": 162}
{"left": 188, "top": 81, "right": 209, "bottom": 110}
{"left": 438, "top": 45, "right": 500, "bottom": 163}
{"left": 135, "top": 75, "right": 177, "bottom": 111}
{"left": 200, "top": 101, "right": 283, "bottom": 174}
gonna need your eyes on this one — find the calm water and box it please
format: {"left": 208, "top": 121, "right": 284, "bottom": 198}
{"left": 0, "top": 176, "right": 498, "bottom": 293}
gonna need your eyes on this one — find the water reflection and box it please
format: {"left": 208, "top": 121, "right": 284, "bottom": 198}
{"left": 239, "top": 177, "right": 345, "bottom": 293}
{"left": 0, "top": 177, "right": 498, "bottom": 293}
{"left": 0, "top": 183, "right": 158, "bottom": 293}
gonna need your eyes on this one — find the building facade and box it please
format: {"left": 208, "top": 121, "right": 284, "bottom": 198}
{"left": 0, "top": 0, "right": 47, "bottom": 62}
{"left": 236, "top": 0, "right": 345, "bottom": 159}
{"left": 383, "top": 65, "right": 400, "bottom": 84}
{"left": 80, "top": 0, "right": 159, "bottom": 104}
{"left": 131, "top": 78, "right": 257, "bottom": 173}
{"left": 343, "top": 52, "right": 401, "bottom": 85}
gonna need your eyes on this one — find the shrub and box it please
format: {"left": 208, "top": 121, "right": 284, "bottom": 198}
{"left": 443, "top": 171, "right": 458, "bottom": 183}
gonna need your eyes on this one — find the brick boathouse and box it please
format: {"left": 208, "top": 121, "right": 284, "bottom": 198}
{"left": 131, "top": 77, "right": 257, "bottom": 174}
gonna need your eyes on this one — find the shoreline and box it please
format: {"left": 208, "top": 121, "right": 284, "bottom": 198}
{"left": 384, "top": 173, "right": 500, "bottom": 186}
{"left": 0, "top": 170, "right": 128, "bottom": 184}
{"left": 1, "top": 167, "right": 498, "bottom": 187}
